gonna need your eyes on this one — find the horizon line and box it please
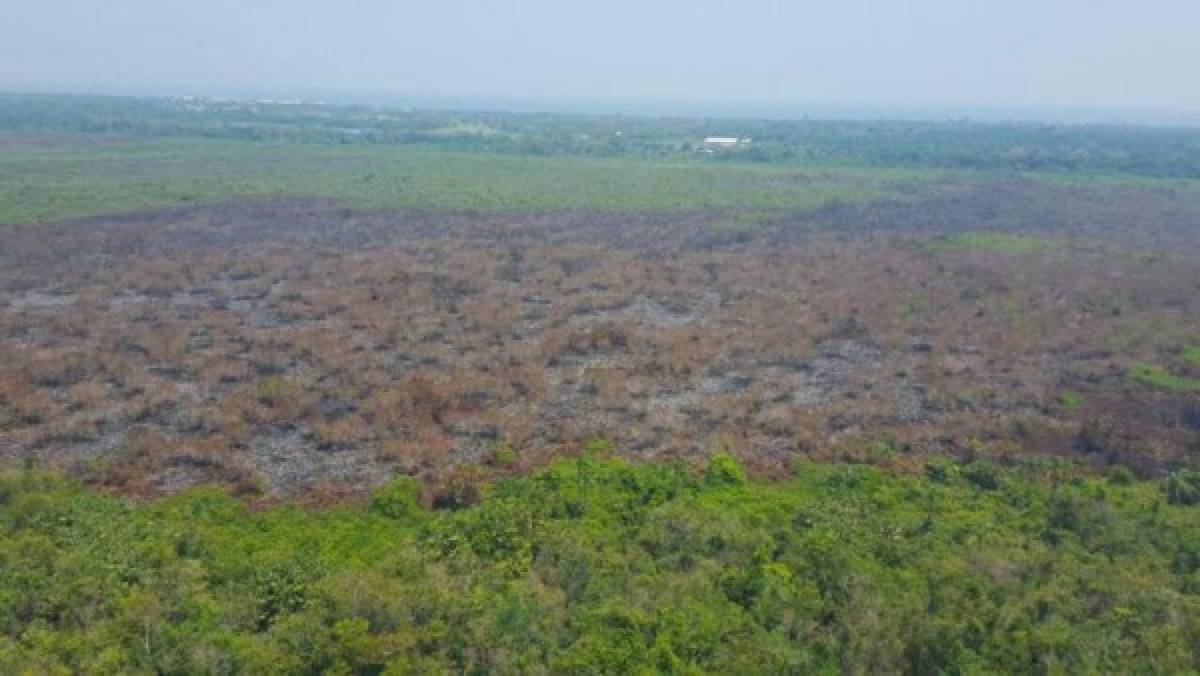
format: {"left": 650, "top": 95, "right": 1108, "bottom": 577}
{"left": 4, "top": 84, "right": 1200, "bottom": 129}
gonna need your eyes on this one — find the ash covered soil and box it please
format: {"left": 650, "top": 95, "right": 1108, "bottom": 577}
{"left": 2, "top": 181, "right": 1199, "bottom": 499}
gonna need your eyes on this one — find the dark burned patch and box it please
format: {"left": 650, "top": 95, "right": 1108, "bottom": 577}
{"left": 0, "top": 198, "right": 734, "bottom": 278}
{"left": 776, "top": 179, "right": 1200, "bottom": 247}
{"left": 7, "top": 179, "right": 1198, "bottom": 279}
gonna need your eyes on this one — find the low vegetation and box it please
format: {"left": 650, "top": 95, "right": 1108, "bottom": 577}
{"left": 1129, "top": 365, "right": 1200, "bottom": 394}
{"left": 1183, "top": 345, "right": 1200, "bottom": 368}
{"left": 0, "top": 138, "right": 930, "bottom": 225}
{"left": 1, "top": 452, "right": 1198, "bottom": 673}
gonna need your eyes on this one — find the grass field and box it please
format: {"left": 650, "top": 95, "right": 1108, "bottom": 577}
{"left": 0, "top": 138, "right": 950, "bottom": 225}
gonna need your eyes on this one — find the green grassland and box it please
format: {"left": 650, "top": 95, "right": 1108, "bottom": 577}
{"left": 0, "top": 138, "right": 945, "bottom": 225}
{"left": 1, "top": 452, "right": 1197, "bottom": 673}
{"left": 4, "top": 92, "right": 1200, "bottom": 230}
{"left": 1129, "top": 364, "right": 1200, "bottom": 394}
{"left": 1184, "top": 345, "right": 1200, "bottom": 368}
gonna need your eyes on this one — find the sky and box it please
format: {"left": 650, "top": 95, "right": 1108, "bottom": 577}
{"left": 3, "top": 1, "right": 1199, "bottom": 122}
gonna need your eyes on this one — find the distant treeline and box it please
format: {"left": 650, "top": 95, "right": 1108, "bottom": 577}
{"left": 4, "top": 92, "right": 1200, "bottom": 177}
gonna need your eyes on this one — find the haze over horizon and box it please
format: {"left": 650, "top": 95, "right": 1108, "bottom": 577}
{"left": 3, "top": 1, "right": 1200, "bottom": 124}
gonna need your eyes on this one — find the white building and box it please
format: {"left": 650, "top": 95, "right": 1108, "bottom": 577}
{"left": 702, "top": 137, "right": 752, "bottom": 151}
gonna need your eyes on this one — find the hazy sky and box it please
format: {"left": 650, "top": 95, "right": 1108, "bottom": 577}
{"left": 3, "top": 1, "right": 1199, "bottom": 118}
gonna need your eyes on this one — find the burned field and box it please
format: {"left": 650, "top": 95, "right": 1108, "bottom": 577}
{"left": 2, "top": 179, "right": 1200, "bottom": 501}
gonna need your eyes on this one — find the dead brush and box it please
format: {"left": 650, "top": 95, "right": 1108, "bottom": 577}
{"left": 580, "top": 365, "right": 629, "bottom": 402}
{"left": 98, "top": 426, "right": 174, "bottom": 488}
{"left": 0, "top": 379, "right": 63, "bottom": 427}
{"left": 311, "top": 414, "right": 366, "bottom": 450}
{"left": 42, "top": 309, "right": 95, "bottom": 341}
{"left": 655, "top": 330, "right": 708, "bottom": 378}
{"left": 213, "top": 386, "right": 263, "bottom": 432}
{"left": 461, "top": 295, "right": 515, "bottom": 335}
{"left": 138, "top": 324, "right": 191, "bottom": 365}
{"left": 4, "top": 202, "right": 1200, "bottom": 497}
{"left": 363, "top": 386, "right": 409, "bottom": 433}
{"left": 21, "top": 348, "right": 90, "bottom": 388}
{"left": 423, "top": 463, "right": 486, "bottom": 510}
{"left": 32, "top": 411, "right": 107, "bottom": 448}
{"left": 184, "top": 442, "right": 264, "bottom": 497}
{"left": 123, "top": 377, "right": 179, "bottom": 425}
{"left": 292, "top": 480, "right": 359, "bottom": 508}
{"left": 500, "top": 362, "right": 547, "bottom": 403}
{"left": 191, "top": 354, "right": 250, "bottom": 385}
{"left": 537, "top": 328, "right": 570, "bottom": 363}
{"left": 65, "top": 381, "right": 110, "bottom": 413}
{"left": 249, "top": 376, "right": 317, "bottom": 424}
{"left": 210, "top": 402, "right": 252, "bottom": 444}
{"left": 397, "top": 371, "right": 452, "bottom": 426}
{"left": 376, "top": 427, "right": 455, "bottom": 470}
{"left": 563, "top": 322, "right": 631, "bottom": 355}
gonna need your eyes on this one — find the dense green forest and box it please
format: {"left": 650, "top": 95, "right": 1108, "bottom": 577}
{"left": 2, "top": 450, "right": 1198, "bottom": 673}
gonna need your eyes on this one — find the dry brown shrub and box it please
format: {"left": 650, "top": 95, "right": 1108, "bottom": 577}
{"left": 135, "top": 324, "right": 191, "bottom": 365}
{"left": 66, "top": 381, "right": 110, "bottom": 411}
{"left": 5, "top": 198, "right": 1200, "bottom": 498}
{"left": 423, "top": 464, "right": 486, "bottom": 510}
{"left": 192, "top": 355, "right": 250, "bottom": 385}
{"left": 21, "top": 348, "right": 90, "bottom": 388}
{"left": 311, "top": 414, "right": 366, "bottom": 450}
{"left": 0, "top": 381, "right": 62, "bottom": 427}
{"left": 397, "top": 371, "right": 451, "bottom": 424}
{"left": 377, "top": 427, "right": 455, "bottom": 469}
{"left": 363, "top": 387, "right": 408, "bottom": 432}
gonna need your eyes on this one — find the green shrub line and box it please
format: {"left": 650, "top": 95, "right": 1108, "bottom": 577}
{"left": 1128, "top": 363, "right": 1200, "bottom": 393}
{"left": 1183, "top": 345, "right": 1200, "bottom": 368}
{"left": 1, "top": 452, "right": 1198, "bottom": 672}
{"left": 1057, "top": 391, "right": 1084, "bottom": 410}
